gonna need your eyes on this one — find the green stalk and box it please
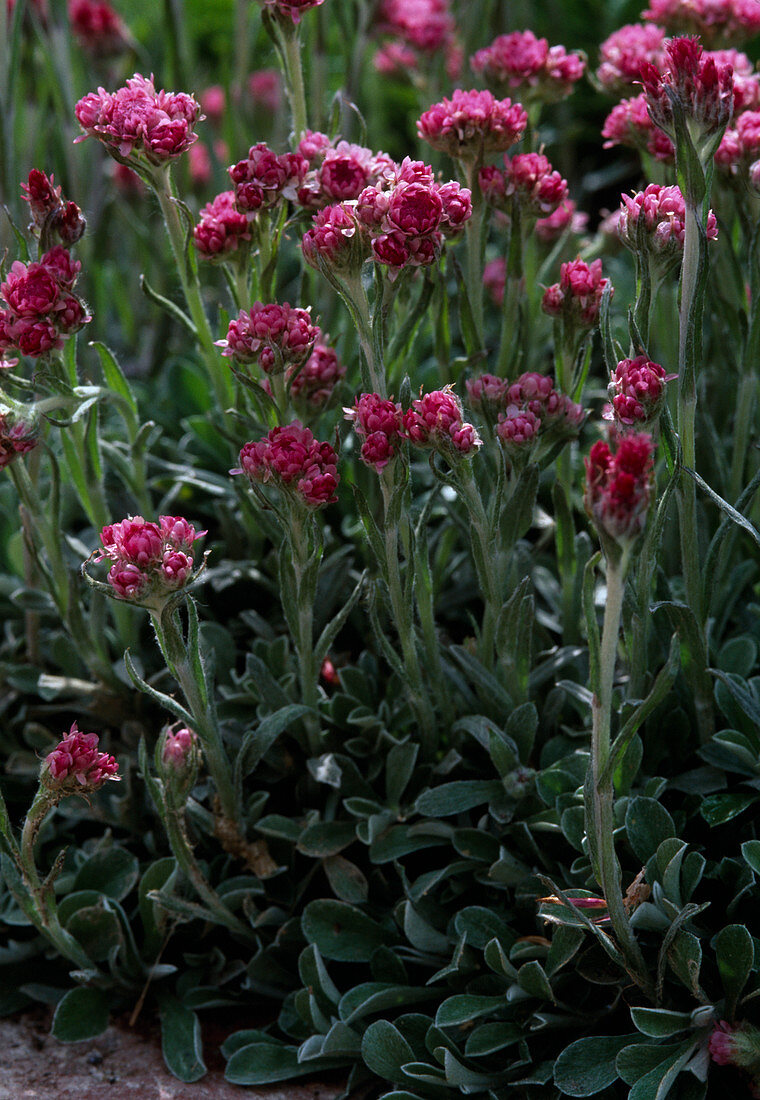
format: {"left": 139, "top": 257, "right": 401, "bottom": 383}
{"left": 454, "top": 464, "right": 501, "bottom": 668}
{"left": 277, "top": 19, "right": 308, "bottom": 143}
{"left": 676, "top": 201, "right": 702, "bottom": 627}
{"left": 462, "top": 160, "right": 485, "bottom": 352}
{"left": 151, "top": 608, "right": 238, "bottom": 821}
{"left": 286, "top": 510, "right": 322, "bottom": 756}
{"left": 379, "top": 472, "right": 436, "bottom": 757}
{"left": 589, "top": 550, "right": 654, "bottom": 1000}
{"left": 152, "top": 171, "right": 234, "bottom": 413}
{"left": 729, "top": 373, "right": 758, "bottom": 504}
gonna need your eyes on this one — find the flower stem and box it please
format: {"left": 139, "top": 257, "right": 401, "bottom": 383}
{"left": 589, "top": 550, "right": 654, "bottom": 999}
{"left": 462, "top": 161, "right": 485, "bottom": 352}
{"left": 278, "top": 20, "right": 308, "bottom": 144}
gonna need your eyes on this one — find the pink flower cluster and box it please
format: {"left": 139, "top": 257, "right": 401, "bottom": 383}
{"left": 96, "top": 515, "right": 205, "bottom": 602}
{"left": 585, "top": 433, "right": 655, "bottom": 547}
{"left": 294, "top": 131, "right": 395, "bottom": 211}
{"left": 235, "top": 422, "right": 339, "bottom": 508}
{"left": 536, "top": 198, "right": 588, "bottom": 242}
{"left": 229, "top": 142, "right": 307, "bottom": 216}
{"left": 479, "top": 152, "right": 568, "bottom": 217}
{"left": 716, "top": 107, "right": 760, "bottom": 171}
{"left": 249, "top": 70, "right": 282, "bottom": 113}
{"left": 75, "top": 73, "right": 202, "bottom": 166}
{"left": 0, "top": 406, "right": 39, "bottom": 469}
{"left": 288, "top": 343, "right": 346, "bottom": 408}
{"left": 374, "top": 0, "right": 460, "bottom": 80}
{"left": 0, "top": 247, "right": 89, "bottom": 358}
{"left": 640, "top": 36, "right": 734, "bottom": 144}
{"left": 344, "top": 392, "right": 405, "bottom": 471}
{"left": 404, "top": 386, "right": 481, "bottom": 457}
{"left": 44, "top": 722, "right": 119, "bottom": 791}
{"left": 69, "top": 0, "right": 129, "bottom": 56}
{"left": 22, "top": 169, "right": 86, "bottom": 247}
{"left": 542, "top": 258, "right": 610, "bottom": 328}
{"left": 618, "top": 183, "right": 718, "bottom": 258}
{"left": 262, "top": 0, "right": 324, "bottom": 23}
{"left": 304, "top": 159, "right": 471, "bottom": 276}
{"left": 596, "top": 23, "right": 667, "bottom": 93}
{"left": 470, "top": 30, "right": 586, "bottom": 103}
{"left": 642, "top": 0, "right": 760, "bottom": 44}
{"left": 602, "top": 93, "right": 675, "bottom": 162}
{"left": 217, "top": 302, "right": 319, "bottom": 373}
{"left": 193, "top": 191, "right": 252, "bottom": 260}
{"left": 709, "top": 1019, "right": 760, "bottom": 1095}
{"left": 466, "top": 372, "right": 584, "bottom": 457}
{"left": 608, "top": 356, "right": 674, "bottom": 426}
{"left": 417, "top": 89, "right": 528, "bottom": 160}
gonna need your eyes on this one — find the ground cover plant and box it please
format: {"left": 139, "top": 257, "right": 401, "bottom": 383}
{"left": 2, "top": 0, "right": 760, "bottom": 1095}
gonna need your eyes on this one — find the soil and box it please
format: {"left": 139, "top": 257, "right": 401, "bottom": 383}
{"left": 0, "top": 1008, "right": 347, "bottom": 1100}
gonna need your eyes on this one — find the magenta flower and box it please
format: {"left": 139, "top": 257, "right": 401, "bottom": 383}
{"left": 301, "top": 203, "right": 367, "bottom": 273}
{"left": 229, "top": 142, "right": 307, "bottom": 216}
{"left": 536, "top": 198, "right": 588, "bottom": 242}
{"left": 470, "top": 30, "right": 585, "bottom": 103}
{"left": 596, "top": 24, "right": 667, "bottom": 93}
{"left": 0, "top": 405, "right": 39, "bottom": 469}
{"left": 69, "top": 0, "right": 130, "bottom": 57}
{"left": 541, "top": 257, "right": 610, "bottom": 328}
{"left": 294, "top": 134, "right": 394, "bottom": 211}
{"left": 608, "top": 356, "right": 675, "bottom": 426}
{"left": 235, "top": 422, "right": 339, "bottom": 508}
{"left": 642, "top": 0, "right": 760, "bottom": 45}
{"left": 261, "top": 0, "right": 324, "bottom": 23}
{"left": 217, "top": 302, "right": 320, "bottom": 373}
{"left": 248, "top": 69, "right": 282, "bottom": 113}
{"left": 602, "top": 94, "right": 675, "bottom": 162}
{"left": 162, "top": 726, "right": 197, "bottom": 770}
{"left": 0, "top": 248, "right": 89, "bottom": 359}
{"left": 376, "top": 0, "right": 455, "bottom": 53}
{"left": 403, "top": 386, "right": 481, "bottom": 458}
{"left": 640, "top": 36, "right": 734, "bottom": 152}
{"left": 345, "top": 392, "right": 404, "bottom": 471}
{"left": 485, "top": 371, "right": 585, "bottom": 461}
{"left": 585, "top": 433, "right": 655, "bottom": 548}
{"left": 417, "top": 88, "right": 528, "bottom": 160}
{"left": 95, "top": 514, "right": 205, "bottom": 603}
{"left": 21, "top": 169, "right": 86, "bottom": 246}
{"left": 619, "top": 183, "right": 718, "bottom": 263}
{"left": 193, "top": 191, "right": 252, "bottom": 260}
{"left": 43, "top": 722, "right": 119, "bottom": 791}
{"left": 482, "top": 258, "right": 506, "bottom": 306}
{"left": 289, "top": 342, "right": 346, "bottom": 408}
{"left": 466, "top": 372, "right": 510, "bottom": 414}
{"left": 75, "top": 73, "right": 203, "bottom": 166}
{"left": 716, "top": 108, "right": 760, "bottom": 172}
{"left": 481, "top": 152, "right": 568, "bottom": 217}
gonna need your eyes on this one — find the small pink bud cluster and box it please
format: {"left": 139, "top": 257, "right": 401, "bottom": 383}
{"left": 403, "top": 386, "right": 481, "bottom": 458}
{"left": 75, "top": 73, "right": 203, "bottom": 166}
{"left": 261, "top": 0, "right": 324, "bottom": 23}
{"left": 479, "top": 152, "right": 568, "bottom": 217}
{"left": 22, "top": 169, "right": 86, "bottom": 247}
{"left": 602, "top": 94, "right": 675, "bottom": 162}
{"left": 344, "top": 392, "right": 405, "bottom": 471}
{"left": 302, "top": 203, "right": 366, "bottom": 273}
{"left": 483, "top": 259, "right": 507, "bottom": 306}
{"left": 642, "top": 0, "right": 760, "bottom": 45}
{"left": 0, "top": 247, "right": 89, "bottom": 358}
{"left": 470, "top": 30, "right": 586, "bottom": 104}
{"left": 596, "top": 24, "right": 667, "bottom": 93}
{"left": 289, "top": 343, "right": 346, "bottom": 409}
{"left": 465, "top": 372, "right": 510, "bottom": 415}
{"left": 229, "top": 142, "right": 307, "bottom": 217}
{"left": 294, "top": 131, "right": 395, "bottom": 211}
{"left": 43, "top": 722, "right": 119, "bottom": 791}
{"left": 193, "top": 191, "right": 252, "bottom": 260}
{"left": 640, "top": 36, "right": 734, "bottom": 149}
{"left": 95, "top": 515, "right": 205, "bottom": 602}
{"left": 162, "top": 726, "right": 197, "bottom": 770}
{"left": 607, "top": 356, "right": 674, "bottom": 427}
{"left": 709, "top": 1019, "right": 760, "bottom": 1096}
{"left": 417, "top": 89, "right": 528, "bottom": 161}
{"left": 69, "top": 0, "right": 130, "bottom": 56}
{"left": 712, "top": 48, "right": 760, "bottom": 112}
{"left": 618, "top": 183, "right": 718, "bottom": 259}
{"left": 538, "top": 198, "right": 588, "bottom": 241}
{"left": 493, "top": 372, "right": 585, "bottom": 458}
{"left": 235, "top": 422, "right": 339, "bottom": 508}
{"left": 585, "top": 433, "right": 655, "bottom": 548}
{"left": 542, "top": 257, "right": 610, "bottom": 328}
{"left": 217, "top": 302, "right": 319, "bottom": 373}
{"left": 374, "top": 0, "right": 460, "bottom": 80}
{"left": 716, "top": 108, "right": 760, "bottom": 172}
{"left": 0, "top": 405, "right": 39, "bottom": 469}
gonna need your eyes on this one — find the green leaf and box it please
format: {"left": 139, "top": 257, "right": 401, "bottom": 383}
{"left": 554, "top": 1034, "right": 634, "bottom": 1096}
{"left": 298, "top": 821, "right": 357, "bottom": 858}
{"left": 385, "top": 742, "right": 419, "bottom": 807}
{"left": 159, "top": 996, "right": 206, "bottom": 1083}
{"left": 686, "top": 467, "right": 760, "bottom": 550}
{"left": 714, "top": 924, "right": 754, "bottom": 1014}
{"left": 517, "top": 960, "right": 553, "bottom": 1001}
{"left": 362, "top": 1020, "right": 415, "bottom": 1085}
{"left": 323, "top": 854, "right": 369, "bottom": 904}
{"left": 52, "top": 987, "right": 110, "bottom": 1042}
{"left": 225, "top": 1043, "right": 329, "bottom": 1084}
{"left": 742, "top": 839, "right": 760, "bottom": 875}
{"left": 339, "top": 983, "right": 433, "bottom": 1025}
{"left": 415, "top": 780, "right": 503, "bottom": 817}
{"left": 435, "top": 995, "right": 504, "bottom": 1028}
{"left": 464, "top": 1022, "right": 522, "bottom": 1057}
{"left": 630, "top": 1008, "right": 694, "bottom": 1038}
{"left": 65, "top": 901, "right": 123, "bottom": 963}
{"left": 302, "top": 900, "right": 391, "bottom": 961}
{"left": 699, "top": 793, "right": 758, "bottom": 826}
{"left": 73, "top": 847, "right": 139, "bottom": 901}
{"left": 625, "top": 798, "right": 676, "bottom": 862}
